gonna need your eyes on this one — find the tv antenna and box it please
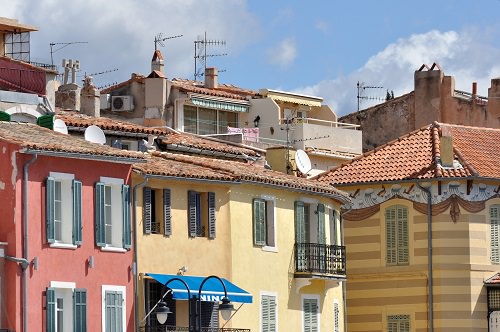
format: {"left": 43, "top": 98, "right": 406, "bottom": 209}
{"left": 356, "top": 81, "right": 384, "bottom": 111}
{"left": 49, "top": 41, "right": 88, "bottom": 67}
{"left": 193, "top": 32, "right": 227, "bottom": 80}
{"left": 154, "top": 33, "right": 183, "bottom": 51}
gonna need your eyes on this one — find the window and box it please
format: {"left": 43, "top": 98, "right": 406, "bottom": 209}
{"left": 330, "top": 209, "right": 338, "bottom": 246}
{"left": 46, "top": 173, "right": 82, "bottom": 247}
{"left": 491, "top": 205, "right": 500, "bottom": 264}
{"left": 102, "top": 286, "right": 126, "bottom": 332}
{"left": 385, "top": 205, "right": 409, "bottom": 266}
{"left": 183, "top": 104, "right": 239, "bottom": 135}
{"left": 143, "top": 187, "right": 172, "bottom": 235}
{"left": 261, "top": 294, "right": 277, "bottom": 332}
{"left": 95, "top": 177, "right": 131, "bottom": 250}
{"left": 294, "top": 201, "right": 326, "bottom": 244}
{"left": 303, "top": 296, "right": 319, "bottom": 332}
{"left": 4, "top": 32, "right": 30, "bottom": 61}
{"left": 387, "top": 314, "right": 410, "bottom": 332}
{"left": 46, "top": 283, "right": 87, "bottom": 332}
{"left": 333, "top": 302, "right": 339, "bottom": 332}
{"left": 200, "top": 301, "right": 219, "bottom": 329}
{"left": 253, "top": 196, "right": 276, "bottom": 248}
{"left": 145, "top": 280, "right": 176, "bottom": 328}
{"left": 188, "top": 191, "right": 216, "bottom": 238}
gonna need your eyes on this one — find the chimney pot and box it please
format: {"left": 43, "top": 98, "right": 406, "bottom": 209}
{"left": 204, "top": 67, "right": 218, "bottom": 89}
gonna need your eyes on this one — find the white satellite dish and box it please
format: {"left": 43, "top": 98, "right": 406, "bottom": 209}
{"left": 295, "top": 149, "right": 312, "bottom": 174}
{"left": 84, "top": 125, "right": 106, "bottom": 144}
{"left": 53, "top": 119, "right": 68, "bottom": 135}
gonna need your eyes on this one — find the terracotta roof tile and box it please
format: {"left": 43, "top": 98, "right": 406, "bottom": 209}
{"left": 314, "top": 122, "right": 493, "bottom": 185}
{"left": 171, "top": 78, "right": 256, "bottom": 100}
{"left": 134, "top": 151, "right": 350, "bottom": 202}
{"left": 0, "top": 121, "right": 145, "bottom": 160}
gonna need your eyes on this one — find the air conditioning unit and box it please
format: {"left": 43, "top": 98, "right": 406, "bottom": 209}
{"left": 111, "top": 95, "right": 134, "bottom": 112}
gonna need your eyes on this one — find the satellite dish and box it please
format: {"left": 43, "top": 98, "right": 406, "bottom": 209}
{"left": 295, "top": 149, "right": 312, "bottom": 174}
{"left": 53, "top": 119, "right": 68, "bottom": 135}
{"left": 84, "top": 125, "right": 106, "bottom": 144}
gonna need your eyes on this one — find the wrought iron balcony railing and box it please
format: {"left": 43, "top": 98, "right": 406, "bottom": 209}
{"left": 140, "top": 327, "right": 250, "bottom": 332}
{"left": 294, "top": 243, "right": 346, "bottom": 276}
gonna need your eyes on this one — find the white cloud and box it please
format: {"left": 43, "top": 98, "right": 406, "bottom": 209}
{"left": 315, "top": 20, "right": 329, "bottom": 34}
{"left": 266, "top": 37, "right": 297, "bottom": 68}
{"left": 294, "top": 28, "right": 500, "bottom": 116}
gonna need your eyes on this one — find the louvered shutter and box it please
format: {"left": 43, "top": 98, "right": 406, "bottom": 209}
{"left": 95, "top": 182, "right": 106, "bottom": 247}
{"left": 385, "top": 207, "right": 397, "bottom": 265}
{"left": 334, "top": 302, "right": 339, "bottom": 332}
{"left": 491, "top": 206, "right": 500, "bottom": 263}
{"left": 295, "top": 201, "right": 305, "bottom": 243}
{"left": 317, "top": 204, "right": 326, "bottom": 244}
{"left": 188, "top": 191, "right": 198, "bottom": 237}
{"left": 397, "top": 206, "right": 409, "bottom": 264}
{"left": 332, "top": 209, "right": 338, "bottom": 245}
{"left": 200, "top": 301, "right": 219, "bottom": 328}
{"left": 143, "top": 187, "right": 152, "bottom": 234}
{"left": 253, "top": 198, "right": 266, "bottom": 246}
{"left": 74, "top": 288, "right": 87, "bottom": 332}
{"left": 163, "top": 189, "right": 172, "bottom": 236}
{"left": 122, "top": 184, "right": 132, "bottom": 249}
{"left": 105, "top": 291, "right": 123, "bottom": 332}
{"left": 208, "top": 192, "right": 216, "bottom": 239}
{"left": 46, "top": 288, "right": 56, "bottom": 332}
{"left": 303, "top": 298, "right": 318, "bottom": 332}
{"left": 261, "top": 295, "right": 276, "bottom": 332}
{"left": 46, "top": 177, "right": 56, "bottom": 243}
{"left": 72, "top": 180, "right": 83, "bottom": 245}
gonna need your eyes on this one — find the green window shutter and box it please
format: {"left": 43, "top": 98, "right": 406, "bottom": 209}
{"left": 95, "top": 182, "right": 106, "bottom": 247}
{"left": 74, "top": 288, "right": 87, "bottom": 332}
{"left": 295, "top": 201, "right": 305, "bottom": 243}
{"left": 188, "top": 191, "right": 197, "bottom": 237}
{"left": 385, "top": 207, "right": 397, "bottom": 265}
{"left": 317, "top": 203, "right": 326, "bottom": 244}
{"left": 253, "top": 198, "right": 266, "bottom": 246}
{"left": 163, "top": 189, "right": 172, "bottom": 236}
{"left": 73, "top": 180, "right": 83, "bottom": 245}
{"left": 143, "top": 187, "right": 152, "bottom": 234}
{"left": 491, "top": 205, "right": 500, "bottom": 263}
{"left": 303, "top": 298, "right": 318, "bottom": 332}
{"left": 36, "top": 114, "right": 54, "bottom": 130}
{"left": 208, "top": 192, "right": 216, "bottom": 239}
{"left": 105, "top": 291, "right": 123, "bottom": 332}
{"left": 122, "top": 184, "right": 132, "bottom": 249}
{"left": 0, "top": 111, "right": 11, "bottom": 122}
{"left": 46, "top": 177, "right": 56, "bottom": 243}
{"left": 262, "top": 295, "right": 276, "bottom": 332}
{"left": 46, "top": 287, "right": 56, "bottom": 332}
{"left": 397, "top": 206, "right": 409, "bottom": 264}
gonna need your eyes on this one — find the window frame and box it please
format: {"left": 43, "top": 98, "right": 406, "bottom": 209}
{"left": 101, "top": 285, "right": 126, "bottom": 332}
{"left": 386, "top": 314, "right": 410, "bottom": 332}
{"left": 302, "top": 294, "right": 320, "bottom": 332}
{"left": 253, "top": 195, "right": 277, "bottom": 251}
{"left": 490, "top": 204, "right": 500, "bottom": 264}
{"left": 187, "top": 190, "right": 216, "bottom": 239}
{"left": 46, "top": 172, "right": 82, "bottom": 249}
{"left": 46, "top": 281, "right": 87, "bottom": 332}
{"left": 385, "top": 205, "right": 409, "bottom": 266}
{"left": 143, "top": 187, "right": 172, "bottom": 236}
{"left": 183, "top": 104, "right": 240, "bottom": 135}
{"left": 260, "top": 291, "right": 278, "bottom": 332}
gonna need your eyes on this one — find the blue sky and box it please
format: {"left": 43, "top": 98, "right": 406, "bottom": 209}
{"left": 4, "top": 0, "right": 500, "bottom": 116}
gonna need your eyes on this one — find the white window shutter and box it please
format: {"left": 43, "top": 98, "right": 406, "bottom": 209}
{"left": 491, "top": 205, "right": 500, "bottom": 264}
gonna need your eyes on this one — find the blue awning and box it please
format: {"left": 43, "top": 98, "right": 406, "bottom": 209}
{"left": 146, "top": 273, "right": 252, "bottom": 304}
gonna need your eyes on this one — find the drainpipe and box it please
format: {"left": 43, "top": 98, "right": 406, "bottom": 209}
{"left": 133, "top": 176, "right": 149, "bottom": 332}
{"left": 339, "top": 208, "right": 349, "bottom": 332}
{"left": 23, "top": 154, "right": 37, "bottom": 332}
{"left": 418, "top": 183, "right": 433, "bottom": 332}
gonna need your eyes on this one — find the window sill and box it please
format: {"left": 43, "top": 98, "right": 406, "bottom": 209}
{"left": 49, "top": 243, "right": 78, "bottom": 250}
{"left": 262, "top": 245, "right": 278, "bottom": 253}
{"left": 100, "top": 246, "right": 127, "bottom": 253}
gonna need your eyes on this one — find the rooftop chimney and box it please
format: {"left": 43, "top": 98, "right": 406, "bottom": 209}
{"left": 204, "top": 67, "right": 218, "bottom": 89}
{"left": 151, "top": 50, "right": 164, "bottom": 74}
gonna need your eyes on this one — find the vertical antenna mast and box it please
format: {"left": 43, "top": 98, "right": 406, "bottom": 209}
{"left": 356, "top": 81, "right": 384, "bottom": 112}
{"left": 193, "top": 32, "right": 227, "bottom": 80}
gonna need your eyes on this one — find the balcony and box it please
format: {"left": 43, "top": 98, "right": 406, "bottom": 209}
{"left": 140, "top": 327, "right": 250, "bottom": 332}
{"left": 294, "top": 243, "right": 346, "bottom": 278}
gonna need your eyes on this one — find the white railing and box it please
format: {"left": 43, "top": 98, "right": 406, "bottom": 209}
{"left": 278, "top": 118, "right": 360, "bottom": 129}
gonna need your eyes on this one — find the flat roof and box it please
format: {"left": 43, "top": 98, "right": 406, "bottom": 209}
{"left": 0, "top": 17, "right": 38, "bottom": 33}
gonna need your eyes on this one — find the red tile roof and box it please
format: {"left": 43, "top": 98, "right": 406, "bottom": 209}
{"left": 100, "top": 74, "right": 146, "bottom": 94}
{"left": 0, "top": 121, "right": 145, "bottom": 160}
{"left": 314, "top": 122, "right": 497, "bottom": 185}
{"left": 56, "top": 111, "right": 259, "bottom": 158}
{"left": 134, "top": 151, "right": 350, "bottom": 202}
{"left": 171, "top": 78, "right": 256, "bottom": 100}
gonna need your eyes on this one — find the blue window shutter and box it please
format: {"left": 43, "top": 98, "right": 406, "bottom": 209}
{"left": 294, "top": 201, "right": 305, "bottom": 243}
{"left": 188, "top": 191, "right": 197, "bottom": 237}
{"left": 46, "top": 177, "right": 56, "bottom": 243}
{"left": 73, "top": 180, "right": 83, "bottom": 245}
{"left": 253, "top": 198, "right": 266, "bottom": 246}
{"left": 46, "top": 287, "right": 56, "bottom": 332}
{"left": 208, "top": 192, "right": 216, "bottom": 239}
{"left": 163, "top": 189, "right": 172, "bottom": 236}
{"left": 74, "top": 288, "right": 87, "bottom": 332}
{"left": 95, "top": 182, "right": 106, "bottom": 247}
{"left": 143, "top": 187, "right": 152, "bottom": 234}
{"left": 122, "top": 184, "right": 132, "bottom": 249}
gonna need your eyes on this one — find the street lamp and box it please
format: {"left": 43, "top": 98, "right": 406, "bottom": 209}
{"left": 156, "top": 277, "right": 192, "bottom": 330}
